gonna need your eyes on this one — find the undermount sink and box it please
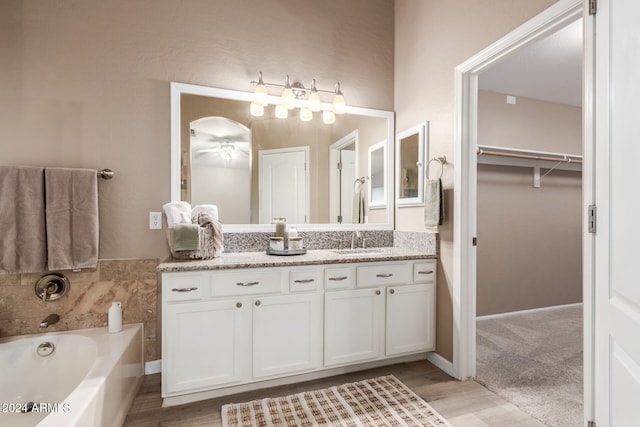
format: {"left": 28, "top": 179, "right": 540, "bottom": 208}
{"left": 333, "top": 248, "right": 385, "bottom": 256}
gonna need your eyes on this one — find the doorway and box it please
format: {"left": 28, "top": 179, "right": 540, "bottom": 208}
{"left": 452, "top": 0, "right": 588, "bottom": 421}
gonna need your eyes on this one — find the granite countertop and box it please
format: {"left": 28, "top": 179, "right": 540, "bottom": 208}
{"left": 157, "top": 247, "right": 437, "bottom": 272}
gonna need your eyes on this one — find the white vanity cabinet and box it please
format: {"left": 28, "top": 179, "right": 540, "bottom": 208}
{"left": 161, "top": 258, "right": 436, "bottom": 406}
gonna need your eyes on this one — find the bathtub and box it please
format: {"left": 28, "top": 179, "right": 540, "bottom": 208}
{"left": 0, "top": 323, "right": 143, "bottom": 427}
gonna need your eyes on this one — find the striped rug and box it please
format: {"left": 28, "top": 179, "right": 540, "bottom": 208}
{"left": 221, "top": 375, "right": 451, "bottom": 427}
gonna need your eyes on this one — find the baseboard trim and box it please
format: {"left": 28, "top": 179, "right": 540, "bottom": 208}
{"left": 477, "top": 302, "right": 583, "bottom": 321}
{"left": 145, "top": 359, "right": 161, "bottom": 375}
{"left": 426, "top": 352, "right": 454, "bottom": 377}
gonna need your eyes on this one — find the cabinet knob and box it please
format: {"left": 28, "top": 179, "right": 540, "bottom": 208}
{"left": 375, "top": 290, "right": 381, "bottom": 295}
{"left": 255, "top": 300, "right": 261, "bottom": 306}
{"left": 389, "top": 289, "right": 395, "bottom": 294}
{"left": 236, "top": 302, "right": 242, "bottom": 308}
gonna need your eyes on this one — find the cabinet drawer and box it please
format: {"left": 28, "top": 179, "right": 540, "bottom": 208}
{"left": 356, "top": 263, "right": 411, "bottom": 287}
{"left": 210, "top": 269, "right": 283, "bottom": 297}
{"left": 413, "top": 261, "right": 436, "bottom": 283}
{"left": 163, "top": 272, "right": 206, "bottom": 302}
{"left": 290, "top": 269, "right": 321, "bottom": 292}
{"left": 324, "top": 266, "right": 356, "bottom": 290}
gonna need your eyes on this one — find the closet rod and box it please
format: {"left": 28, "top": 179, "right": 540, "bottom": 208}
{"left": 477, "top": 149, "right": 582, "bottom": 164}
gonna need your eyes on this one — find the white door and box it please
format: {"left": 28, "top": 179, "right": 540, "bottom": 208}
{"left": 259, "top": 147, "right": 309, "bottom": 224}
{"left": 386, "top": 283, "right": 435, "bottom": 356}
{"left": 593, "top": 0, "right": 640, "bottom": 425}
{"left": 164, "top": 299, "right": 250, "bottom": 394}
{"left": 252, "top": 292, "right": 322, "bottom": 378}
{"left": 324, "top": 288, "right": 385, "bottom": 366}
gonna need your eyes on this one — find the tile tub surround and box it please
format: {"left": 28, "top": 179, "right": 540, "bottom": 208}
{"left": 0, "top": 259, "right": 159, "bottom": 362}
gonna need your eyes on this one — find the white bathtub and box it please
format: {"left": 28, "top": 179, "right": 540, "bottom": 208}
{"left": 0, "top": 324, "right": 143, "bottom": 427}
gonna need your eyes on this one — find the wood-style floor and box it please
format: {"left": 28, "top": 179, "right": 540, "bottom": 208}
{"left": 124, "top": 360, "right": 546, "bottom": 426}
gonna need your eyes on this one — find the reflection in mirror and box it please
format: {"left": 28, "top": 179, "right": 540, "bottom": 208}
{"left": 368, "top": 141, "right": 386, "bottom": 209}
{"left": 170, "top": 82, "right": 394, "bottom": 230}
{"left": 396, "top": 122, "right": 428, "bottom": 207}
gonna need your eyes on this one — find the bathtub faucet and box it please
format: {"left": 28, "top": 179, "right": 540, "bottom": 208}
{"left": 39, "top": 314, "right": 60, "bottom": 329}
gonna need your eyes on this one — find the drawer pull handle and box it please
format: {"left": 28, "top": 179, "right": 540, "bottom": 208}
{"left": 376, "top": 273, "right": 393, "bottom": 278}
{"left": 171, "top": 287, "right": 198, "bottom": 292}
{"left": 328, "top": 276, "right": 348, "bottom": 281}
{"left": 389, "top": 289, "right": 395, "bottom": 294}
{"left": 418, "top": 270, "right": 434, "bottom": 275}
{"left": 236, "top": 302, "right": 243, "bottom": 308}
{"left": 294, "top": 279, "right": 315, "bottom": 284}
{"left": 375, "top": 290, "right": 381, "bottom": 295}
{"left": 236, "top": 281, "right": 259, "bottom": 287}
{"left": 255, "top": 300, "right": 261, "bottom": 306}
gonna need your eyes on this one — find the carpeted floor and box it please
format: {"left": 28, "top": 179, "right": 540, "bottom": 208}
{"left": 475, "top": 304, "right": 583, "bottom": 427}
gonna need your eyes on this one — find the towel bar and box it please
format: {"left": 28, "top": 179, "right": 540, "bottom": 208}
{"left": 98, "top": 169, "right": 114, "bottom": 179}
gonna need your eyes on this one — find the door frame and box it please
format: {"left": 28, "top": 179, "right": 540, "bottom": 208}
{"left": 329, "top": 130, "right": 359, "bottom": 224}
{"left": 452, "top": 0, "right": 592, "bottom": 419}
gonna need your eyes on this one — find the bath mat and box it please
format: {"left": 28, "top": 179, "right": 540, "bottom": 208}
{"left": 221, "top": 375, "right": 451, "bottom": 426}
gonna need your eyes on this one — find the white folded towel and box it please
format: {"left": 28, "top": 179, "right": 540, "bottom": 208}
{"left": 192, "top": 204, "right": 219, "bottom": 221}
{"left": 163, "top": 201, "right": 192, "bottom": 228}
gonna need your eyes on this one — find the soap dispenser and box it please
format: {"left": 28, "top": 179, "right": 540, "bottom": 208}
{"left": 108, "top": 301, "right": 122, "bottom": 333}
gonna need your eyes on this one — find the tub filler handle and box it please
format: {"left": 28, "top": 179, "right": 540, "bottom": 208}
{"left": 171, "top": 287, "right": 198, "bottom": 292}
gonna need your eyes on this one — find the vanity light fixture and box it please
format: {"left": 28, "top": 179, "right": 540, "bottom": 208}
{"left": 250, "top": 72, "right": 346, "bottom": 123}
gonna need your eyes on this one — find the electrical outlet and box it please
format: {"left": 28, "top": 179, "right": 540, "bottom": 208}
{"left": 149, "top": 212, "right": 162, "bottom": 230}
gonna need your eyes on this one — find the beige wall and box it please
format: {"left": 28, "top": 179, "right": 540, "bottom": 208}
{"left": 1, "top": 0, "right": 394, "bottom": 260}
{"left": 477, "top": 91, "right": 582, "bottom": 316}
{"left": 394, "top": 0, "right": 558, "bottom": 361}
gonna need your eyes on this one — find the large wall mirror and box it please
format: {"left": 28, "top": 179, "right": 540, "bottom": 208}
{"left": 396, "top": 122, "right": 428, "bottom": 207}
{"left": 170, "top": 82, "right": 395, "bottom": 231}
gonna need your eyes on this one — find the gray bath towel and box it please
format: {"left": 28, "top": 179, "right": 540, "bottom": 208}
{"left": 424, "top": 178, "right": 444, "bottom": 228}
{"left": 0, "top": 166, "right": 47, "bottom": 274}
{"left": 195, "top": 212, "right": 224, "bottom": 258}
{"left": 45, "top": 168, "right": 99, "bottom": 270}
{"left": 173, "top": 223, "right": 201, "bottom": 252}
{"left": 352, "top": 190, "right": 365, "bottom": 224}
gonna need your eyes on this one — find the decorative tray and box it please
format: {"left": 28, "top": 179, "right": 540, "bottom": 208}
{"left": 266, "top": 247, "right": 308, "bottom": 256}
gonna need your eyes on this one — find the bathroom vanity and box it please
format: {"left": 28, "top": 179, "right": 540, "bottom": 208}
{"left": 158, "top": 249, "right": 436, "bottom": 406}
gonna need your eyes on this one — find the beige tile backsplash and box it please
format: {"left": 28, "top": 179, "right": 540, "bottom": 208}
{"left": 0, "top": 259, "right": 159, "bottom": 362}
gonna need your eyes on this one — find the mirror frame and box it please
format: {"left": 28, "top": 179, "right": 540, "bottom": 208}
{"left": 368, "top": 140, "right": 387, "bottom": 209}
{"left": 170, "top": 82, "right": 395, "bottom": 231}
{"left": 396, "top": 122, "right": 427, "bottom": 207}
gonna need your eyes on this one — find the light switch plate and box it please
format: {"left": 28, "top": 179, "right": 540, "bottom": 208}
{"left": 149, "top": 212, "right": 162, "bottom": 229}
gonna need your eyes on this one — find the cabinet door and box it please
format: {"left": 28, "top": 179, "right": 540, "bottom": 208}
{"left": 163, "top": 299, "right": 250, "bottom": 395}
{"left": 386, "top": 283, "right": 435, "bottom": 356}
{"left": 324, "top": 288, "right": 385, "bottom": 367}
{"left": 253, "top": 293, "right": 322, "bottom": 378}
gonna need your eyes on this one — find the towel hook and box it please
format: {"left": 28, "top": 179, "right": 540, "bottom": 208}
{"left": 427, "top": 156, "right": 446, "bottom": 180}
{"left": 353, "top": 176, "right": 369, "bottom": 191}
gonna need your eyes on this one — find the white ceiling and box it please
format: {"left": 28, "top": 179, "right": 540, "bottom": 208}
{"left": 479, "top": 19, "right": 583, "bottom": 107}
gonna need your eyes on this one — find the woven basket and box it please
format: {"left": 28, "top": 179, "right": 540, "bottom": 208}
{"left": 166, "top": 226, "right": 221, "bottom": 260}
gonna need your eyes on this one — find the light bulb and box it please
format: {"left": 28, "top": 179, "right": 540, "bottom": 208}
{"left": 333, "top": 93, "right": 346, "bottom": 114}
{"left": 300, "top": 107, "right": 313, "bottom": 122}
{"left": 333, "top": 82, "right": 346, "bottom": 114}
{"left": 253, "top": 72, "right": 269, "bottom": 106}
{"left": 281, "top": 75, "right": 295, "bottom": 109}
{"left": 275, "top": 103, "right": 288, "bottom": 119}
{"left": 308, "top": 78, "right": 321, "bottom": 112}
{"left": 250, "top": 102, "right": 264, "bottom": 117}
{"left": 322, "top": 110, "right": 336, "bottom": 124}
{"left": 308, "top": 91, "right": 321, "bottom": 112}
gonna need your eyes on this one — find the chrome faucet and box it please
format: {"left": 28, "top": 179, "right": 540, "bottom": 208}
{"left": 351, "top": 230, "right": 362, "bottom": 249}
{"left": 39, "top": 314, "right": 60, "bottom": 329}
